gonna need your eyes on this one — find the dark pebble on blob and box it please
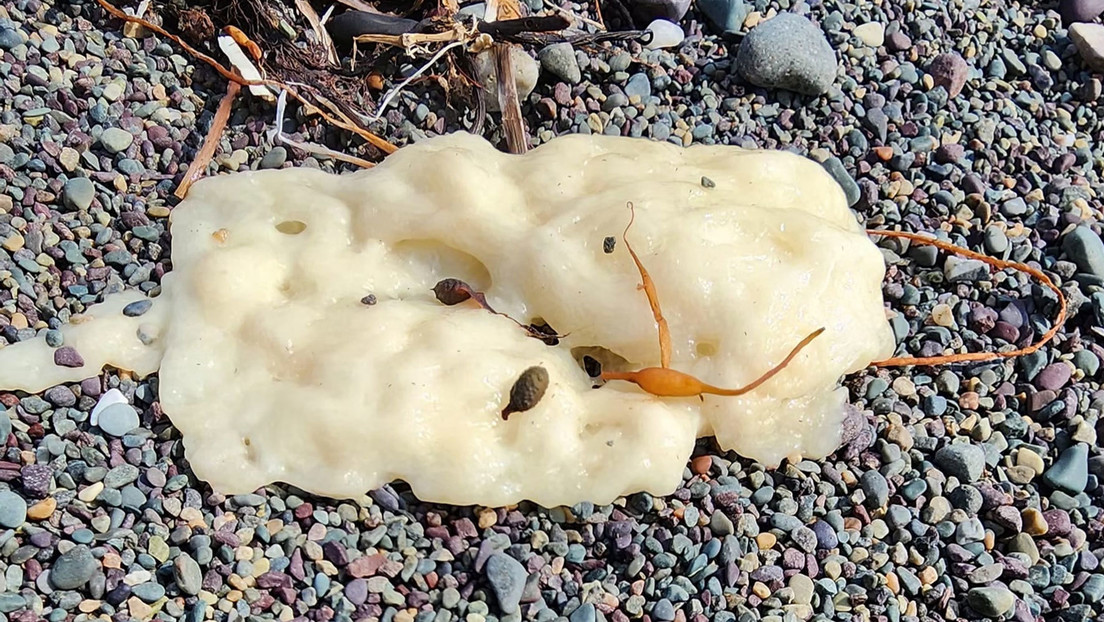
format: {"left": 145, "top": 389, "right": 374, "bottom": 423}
{"left": 53, "top": 346, "right": 84, "bottom": 368}
{"left": 122, "top": 299, "right": 153, "bottom": 317}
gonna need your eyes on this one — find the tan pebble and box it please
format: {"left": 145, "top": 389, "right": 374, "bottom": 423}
{"left": 395, "top": 611, "right": 416, "bottom": 622}
{"left": 126, "top": 596, "right": 154, "bottom": 621}
{"left": 78, "top": 599, "right": 101, "bottom": 613}
{"left": 10, "top": 312, "right": 28, "bottom": 330}
{"left": 1016, "top": 448, "right": 1045, "bottom": 475}
{"left": 873, "top": 146, "right": 894, "bottom": 161}
{"left": 752, "top": 581, "right": 771, "bottom": 599}
{"left": 27, "top": 496, "right": 57, "bottom": 520}
{"left": 252, "top": 558, "right": 271, "bottom": 576}
{"left": 843, "top": 517, "right": 862, "bottom": 531}
{"left": 1006, "top": 465, "right": 1036, "bottom": 484}
{"left": 919, "top": 566, "right": 937, "bottom": 585}
{"left": 931, "top": 303, "right": 955, "bottom": 327}
{"left": 477, "top": 507, "right": 497, "bottom": 529}
{"left": 984, "top": 530, "right": 995, "bottom": 550}
{"left": 102, "top": 552, "right": 122, "bottom": 569}
{"left": 885, "top": 572, "right": 900, "bottom": 594}
{"left": 756, "top": 533, "right": 777, "bottom": 550}
{"left": 1022, "top": 508, "right": 1048, "bottom": 536}
{"left": 891, "top": 377, "right": 916, "bottom": 398}
{"left": 226, "top": 590, "right": 242, "bottom": 603}
{"left": 905, "top": 600, "right": 918, "bottom": 617}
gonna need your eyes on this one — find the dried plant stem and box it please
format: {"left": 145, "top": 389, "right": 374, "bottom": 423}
{"left": 494, "top": 43, "right": 528, "bottom": 154}
{"left": 867, "top": 228, "right": 1068, "bottom": 367}
{"left": 174, "top": 81, "right": 240, "bottom": 199}
{"left": 95, "top": 0, "right": 397, "bottom": 156}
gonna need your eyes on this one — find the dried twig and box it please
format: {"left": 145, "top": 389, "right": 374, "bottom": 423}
{"left": 494, "top": 43, "right": 528, "bottom": 154}
{"left": 294, "top": 0, "right": 338, "bottom": 66}
{"left": 95, "top": 0, "right": 397, "bottom": 155}
{"left": 174, "top": 81, "right": 240, "bottom": 199}
{"left": 867, "top": 229, "right": 1068, "bottom": 367}
{"left": 488, "top": 0, "right": 528, "bottom": 154}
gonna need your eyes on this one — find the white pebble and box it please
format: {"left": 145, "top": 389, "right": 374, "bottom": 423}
{"left": 646, "top": 19, "right": 684, "bottom": 49}
{"left": 854, "top": 22, "right": 885, "bottom": 47}
{"left": 90, "top": 388, "right": 128, "bottom": 426}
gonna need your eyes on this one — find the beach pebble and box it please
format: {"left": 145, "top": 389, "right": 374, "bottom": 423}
{"left": 485, "top": 553, "right": 526, "bottom": 614}
{"left": 97, "top": 403, "right": 141, "bottom": 437}
{"left": 854, "top": 22, "right": 885, "bottom": 47}
{"left": 99, "top": 128, "right": 134, "bottom": 154}
{"left": 699, "top": 0, "right": 749, "bottom": 34}
{"left": 0, "top": 490, "right": 27, "bottom": 528}
{"left": 737, "top": 14, "right": 838, "bottom": 95}
{"left": 63, "top": 177, "right": 95, "bottom": 210}
{"left": 173, "top": 554, "right": 202, "bottom": 595}
{"left": 539, "top": 43, "right": 581, "bottom": 85}
{"left": 1071, "top": 23, "right": 1104, "bottom": 72}
{"left": 49, "top": 546, "right": 98, "bottom": 590}
{"left": 645, "top": 19, "right": 685, "bottom": 49}
{"left": 53, "top": 346, "right": 84, "bottom": 368}
{"left": 1043, "top": 443, "right": 1089, "bottom": 493}
{"left": 1062, "top": 225, "right": 1104, "bottom": 277}
{"left": 928, "top": 52, "right": 969, "bottom": 97}
{"left": 967, "top": 586, "right": 1015, "bottom": 617}
{"left": 935, "top": 443, "right": 985, "bottom": 482}
{"left": 473, "top": 47, "right": 539, "bottom": 112}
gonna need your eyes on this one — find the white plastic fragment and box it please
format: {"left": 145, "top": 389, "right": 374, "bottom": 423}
{"left": 217, "top": 35, "right": 275, "bottom": 101}
{"left": 90, "top": 388, "right": 128, "bottom": 427}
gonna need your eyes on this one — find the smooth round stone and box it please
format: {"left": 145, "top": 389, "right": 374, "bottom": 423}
{"left": 97, "top": 404, "right": 140, "bottom": 437}
{"left": 63, "top": 177, "right": 95, "bottom": 210}
{"left": 50, "top": 546, "right": 97, "bottom": 590}
{"left": 645, "top": 19, "right": 685, "bottom": 49}
{"left": 0, "top": 491, "right": 28, "bottom": 527}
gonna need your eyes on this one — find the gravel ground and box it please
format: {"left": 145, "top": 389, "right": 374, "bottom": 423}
{"left": 2, "top": 0, "right": 1104, "bottom": 621}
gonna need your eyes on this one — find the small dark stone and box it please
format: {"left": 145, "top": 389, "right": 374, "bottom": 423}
{"left": 53, "top": 346, "right": 84, "bottom": 368}
{"left": 603, "top": 236, "right": 616, "bottom": 254}
{"left": 928, "top": 53, "right": 969, "bottom": 98}
{"left": 360, "top": 294, "right": 377, "bottom": 305}
{"left": 122, "top": 299, "right": 152, "bottom": 317}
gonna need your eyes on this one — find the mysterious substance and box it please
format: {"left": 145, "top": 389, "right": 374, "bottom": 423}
{"left": 0, "top": 133, "right": 894, "bottom": 506}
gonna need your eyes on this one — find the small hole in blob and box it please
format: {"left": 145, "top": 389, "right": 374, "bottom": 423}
{"left": 276, "top": 220, "right": 307, "bottom": 235}
{"left": 696, "top": 341, "right": 719, "bottom": 357}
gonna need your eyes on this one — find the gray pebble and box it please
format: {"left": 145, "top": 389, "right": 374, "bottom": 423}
{"left": 0, "top": 491, "right": 27, "bottom": 528}
{"left": 49, "top": 546, "right": 97, "bottom": 590}
{"left": 966, "top": 586, "right": 1015, "bottom": 617}
{"left": 99, "top": 128, "right": 134, "bottom": 154}
{"left": 173, "top": 553, "right": 202, "bottom": 595}
{"left": 539, "top": 43, "right": 581, "bottom": 85}
{"left": 699, "top": 0, "right": 749, "bottom": 34}
{"left": 1062, "top": 226, "right": 1104, "bottom": 278}
{"left": 485, "top": 553, "right": 526, "bottom": 615}
{"left": 98, "top": 404, "right": 140, "bottom": 437}
{"left": 737, "top": 14, "right": 838, "bottom": 95}
{"left": 1043, "top": 443, "right": 1089, "bottom": 493}
{"left": 935, "top": 443, "right": 986, "bottom": 482}
{"left": 63, "top": 177, "right": 95, "bottom": 210}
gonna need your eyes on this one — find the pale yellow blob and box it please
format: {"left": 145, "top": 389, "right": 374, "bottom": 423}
{"left": 0, "top": 133, "right": 894, "bottom": 506}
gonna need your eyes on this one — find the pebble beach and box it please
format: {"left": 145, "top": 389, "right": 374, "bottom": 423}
{"left": 1, "top": 0, "right": 1104, "bottom": 621}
